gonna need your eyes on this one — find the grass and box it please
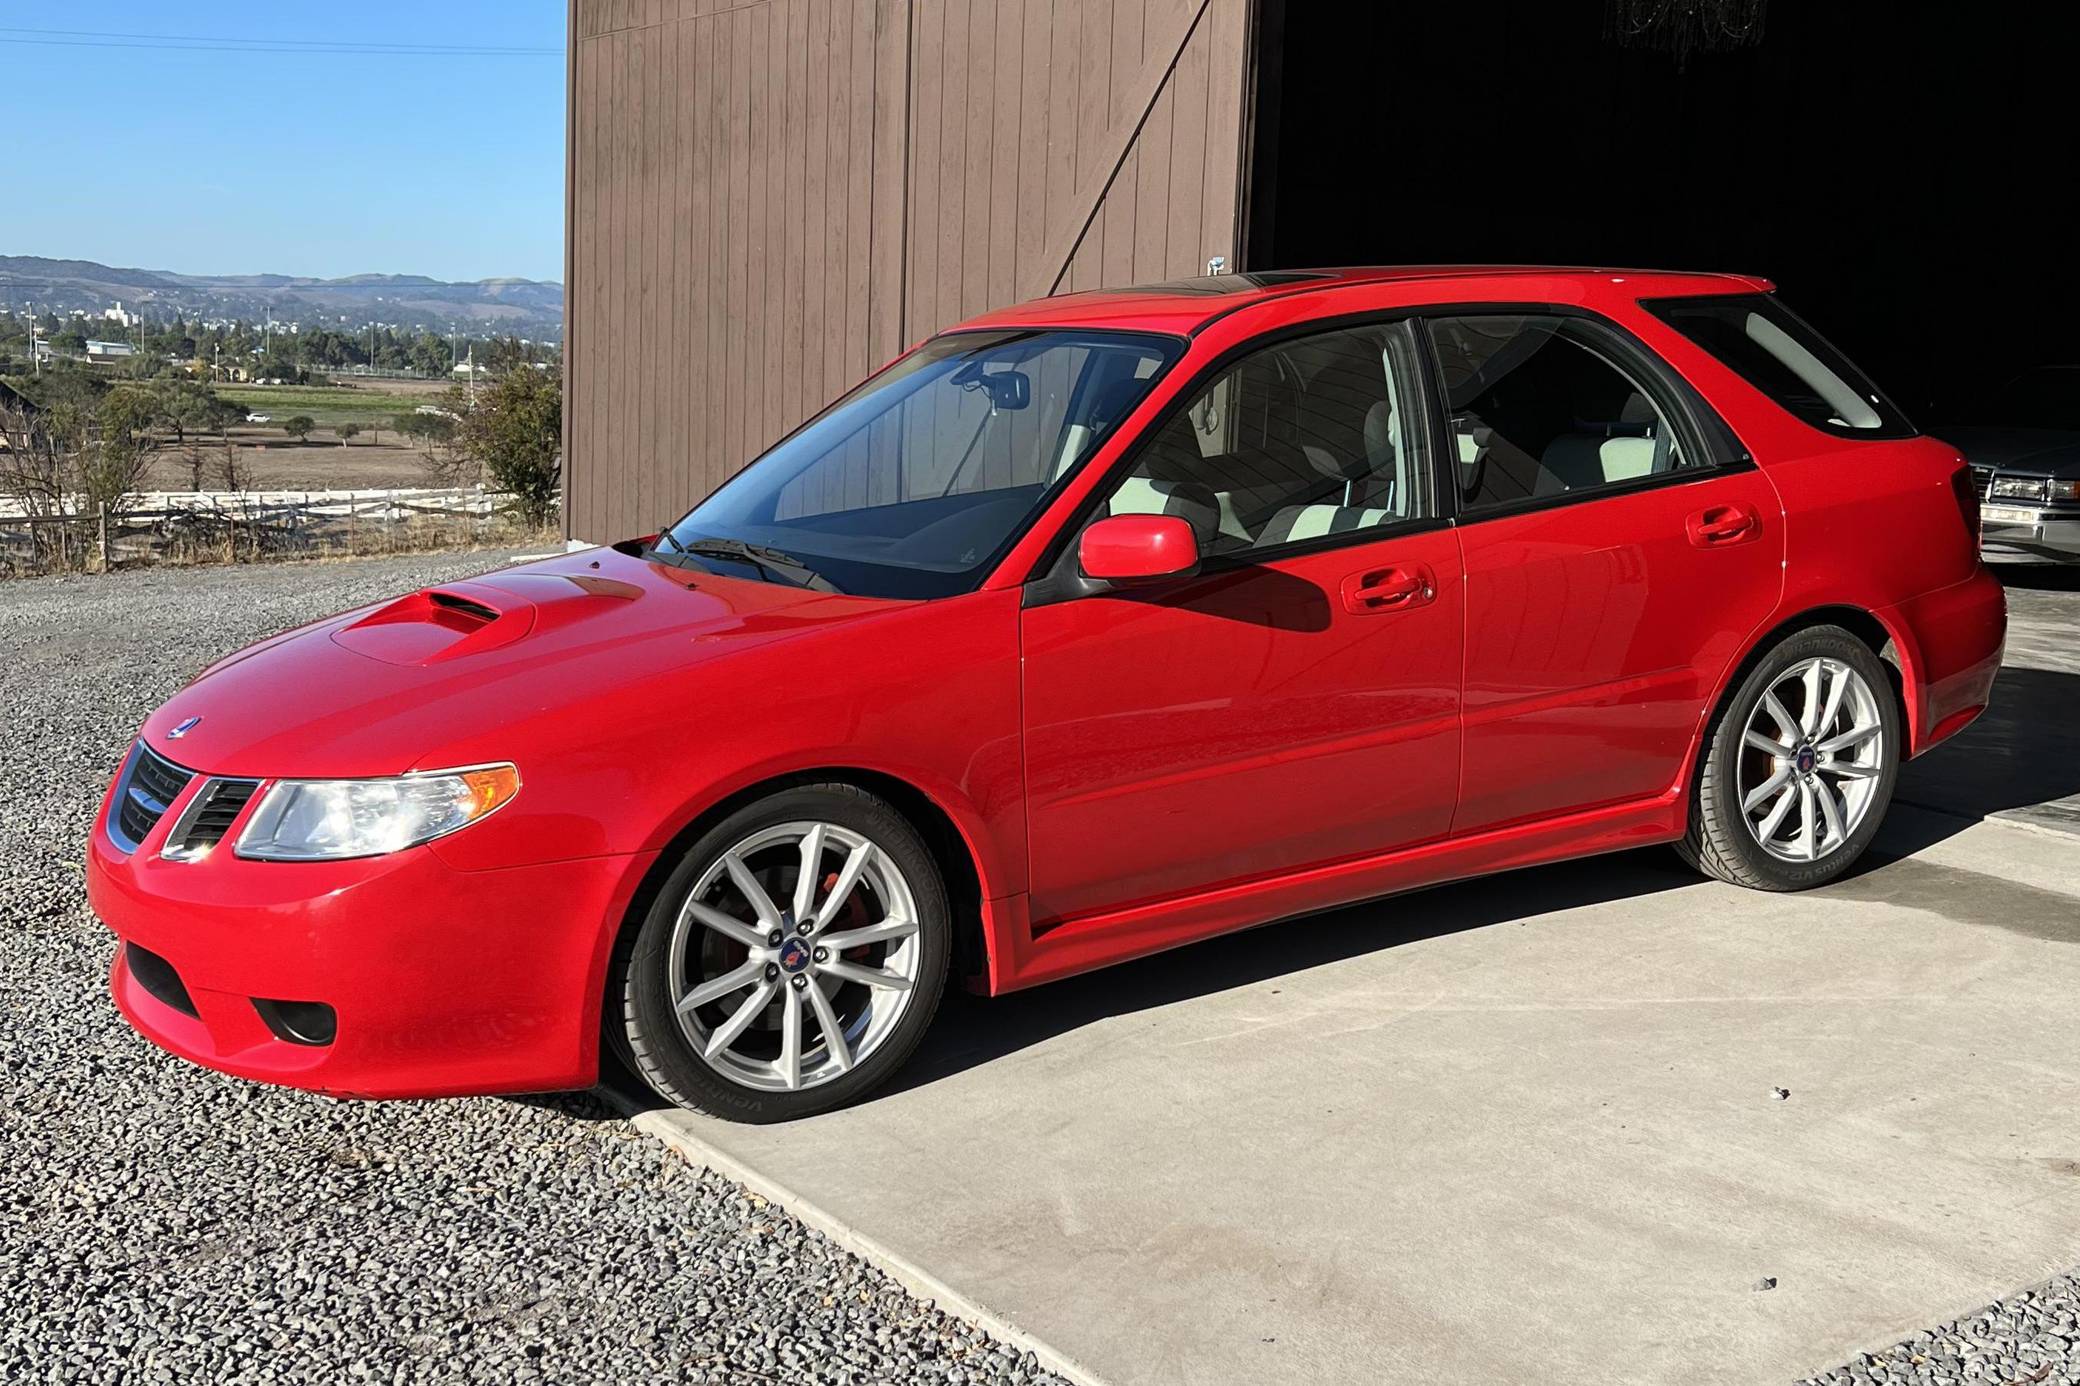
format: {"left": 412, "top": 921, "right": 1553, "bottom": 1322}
{"left": 217, "top": 384, "right": 441, "bottom": 430}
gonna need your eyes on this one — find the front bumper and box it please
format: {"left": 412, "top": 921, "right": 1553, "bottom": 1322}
{"left": 86, "top": 762, "right": 652, "bottom": 1099}
{"left": 1980, "top": 505, "right": 2080, "bottom": 563}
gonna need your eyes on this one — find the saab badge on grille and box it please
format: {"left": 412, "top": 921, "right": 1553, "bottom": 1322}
{"left": 167, "top": 716, "right": 202, "bottom": 740}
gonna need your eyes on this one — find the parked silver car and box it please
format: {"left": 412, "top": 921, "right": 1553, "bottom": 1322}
{"left": 1940, "top": 366, "right": 2080, "bottom": 562}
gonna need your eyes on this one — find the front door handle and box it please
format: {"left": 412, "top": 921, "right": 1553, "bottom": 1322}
{"left": 1341, "top": 564, "right": 1435, "bottom": 615}
{"left": 1687, "top": 503, "right": 1760, "bottom": 547}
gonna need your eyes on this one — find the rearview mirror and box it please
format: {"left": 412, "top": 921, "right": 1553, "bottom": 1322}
{"left": 1077, "top": 514, "right": 1200, "bottom": 587}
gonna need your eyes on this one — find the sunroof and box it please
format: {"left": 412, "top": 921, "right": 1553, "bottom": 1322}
{"left": 1105, "top": 271, "right": 1331, "bottom": 297}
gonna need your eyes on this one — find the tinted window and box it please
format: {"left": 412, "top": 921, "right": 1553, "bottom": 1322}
{"left": 1645, "top": 293, "right": 1913, "bottom": 437}
{"left": 1429, "top": 314, "right": 1695, "bottom": 514}
{"left": 1096, "top": 320, "right": 1434, "bottom": 556}
{"left": 665, "top": 329, "right": 1178, "bottom": 599}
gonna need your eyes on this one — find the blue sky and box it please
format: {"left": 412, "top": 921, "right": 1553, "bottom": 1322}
{"left": 5, "top": 4, "right": 566, "bottom": 283}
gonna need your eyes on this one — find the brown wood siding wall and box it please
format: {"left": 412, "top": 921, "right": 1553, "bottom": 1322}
{"left": 567, "top": 0, "right": 1252, "bottom": 543}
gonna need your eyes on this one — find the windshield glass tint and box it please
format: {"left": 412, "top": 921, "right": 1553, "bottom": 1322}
{"left": 663, "top": 329, "right": 1178, "bottom": 599}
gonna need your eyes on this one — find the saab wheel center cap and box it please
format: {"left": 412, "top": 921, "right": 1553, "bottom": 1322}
{"left": 1794, "top": 744, "right": 1817, "bottom": 775}
{"left": 778, "top": 937, "right": 812, "bottom": 973}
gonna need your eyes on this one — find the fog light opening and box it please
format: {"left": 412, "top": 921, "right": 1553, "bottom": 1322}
{"left": 125, "top": 943, "right": 198, "bottom": 1019}
{"left": 252, "top": 998, "right": 338, "bottom": 1047}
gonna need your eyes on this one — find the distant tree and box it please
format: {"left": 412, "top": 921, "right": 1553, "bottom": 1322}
{"left": 454, "top": 364, "right": 560, "bottom": 525}
{"left": 282, "top": 415, "right": 316, "bottom": 442}
{"left": 395, "top": 411, "right": 455, "bottom": 444}
{"left": 336, "top": 422, "right": 361, "bottom": 446}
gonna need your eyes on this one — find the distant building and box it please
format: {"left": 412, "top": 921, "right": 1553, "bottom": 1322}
{"left": 84, "top": 340, "right": 138, "bottom": 364}
{"left": 102, "top": 301, "right": 141, "bottom": 329}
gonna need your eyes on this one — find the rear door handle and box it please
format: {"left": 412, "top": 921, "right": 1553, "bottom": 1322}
{"left": 1687, "top": 504, "right": 1759, "bottom": 547}
{"left": 1341, "top": 564, "right": 1435, "bottom": 615}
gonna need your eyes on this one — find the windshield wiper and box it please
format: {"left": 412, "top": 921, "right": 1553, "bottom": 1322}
{"left": 680, "top": 538, "right": 841, "bottom": 593}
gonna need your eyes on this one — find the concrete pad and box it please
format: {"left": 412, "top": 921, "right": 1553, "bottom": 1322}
{"left": 642, "top": 806, "right": 2080, "bottom": 1386}
{"left": 1899, "top": 570, "right": 2080, "bottom": 838}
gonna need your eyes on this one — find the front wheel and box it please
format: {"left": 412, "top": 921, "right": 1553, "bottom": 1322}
{"left": 619, "top": 784, "right": 950, "bottom": 1122}
{"left": 1681, "top": 626, "right": 1900, "bottom": 891}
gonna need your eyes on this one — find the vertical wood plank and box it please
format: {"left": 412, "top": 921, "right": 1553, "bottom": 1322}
{"left": 1164, "top": 12, "right": 1208, "bottom": 276}
{"left": 1100, "top": 0, "right": 1144, "bottom": 286}
{"left": 1201, "top": 0, "right": 1247, "bottom": 271}
{"left": 1068, "top": 0, "right": 1114, "bottom": 291}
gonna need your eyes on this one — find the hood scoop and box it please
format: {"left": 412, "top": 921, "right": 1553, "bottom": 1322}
{"left": 329, "top": 582, "right": 537, "bottom": 666}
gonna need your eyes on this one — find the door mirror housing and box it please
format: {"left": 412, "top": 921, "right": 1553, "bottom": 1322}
{"left": 1078, "top": 514, "right": 1201, "bottom": 586}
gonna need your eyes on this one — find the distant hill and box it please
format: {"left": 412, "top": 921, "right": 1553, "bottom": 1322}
{"left": 0, "top": 255, "right": 563, "bottom": 339}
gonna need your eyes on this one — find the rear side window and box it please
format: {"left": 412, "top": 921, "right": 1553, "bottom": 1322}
{"left": 1644, "top": 294, "right": 1913, "bottom": 438}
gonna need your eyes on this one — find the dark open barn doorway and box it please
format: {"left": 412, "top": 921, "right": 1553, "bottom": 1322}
{"left": 1244, "top": 0, "right": 2073, "bottom": 427}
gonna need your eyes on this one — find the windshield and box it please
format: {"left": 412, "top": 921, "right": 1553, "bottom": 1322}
{"left": 657, "top": 328, "right": 1180, "bottom": 599}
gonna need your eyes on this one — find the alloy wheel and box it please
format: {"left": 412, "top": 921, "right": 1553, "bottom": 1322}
{"left": 665, "top": 820, "right": 921, "bottom": 1093}
{"left": 1737, "top": 656, "right": 1886, "bottom": 863}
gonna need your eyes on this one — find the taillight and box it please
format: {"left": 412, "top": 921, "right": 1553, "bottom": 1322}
{"left": 1950, "top": 464, "right": 1980, "bottom": 534}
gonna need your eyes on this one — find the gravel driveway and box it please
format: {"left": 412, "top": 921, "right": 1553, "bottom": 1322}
{"left": 0, "top": 551, "right": 1065, "bottom": 1386}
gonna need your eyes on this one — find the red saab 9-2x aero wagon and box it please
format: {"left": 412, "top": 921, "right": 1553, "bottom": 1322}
{"left": 89, "top": 268, "right": 2005, "bottom": 1121}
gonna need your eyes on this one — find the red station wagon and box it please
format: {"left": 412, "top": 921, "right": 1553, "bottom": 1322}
{"left": 88, "top": 269, "right": 2006, "bottom": 1121}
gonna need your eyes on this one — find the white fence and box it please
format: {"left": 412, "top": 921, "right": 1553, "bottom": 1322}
{"left": 0, "top": 487, "right": 547, "bottom": 576}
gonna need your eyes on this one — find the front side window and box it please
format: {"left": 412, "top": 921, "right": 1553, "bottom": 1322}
{"left": 1430, "top": 314, "right": 1696, "bottom": 514}
{"left": 1644, "top": 293, "right": 1912, "bottom": 437}
{"left": 662, "top": 329, "right": 1178, "bottom": 599}
{"left": 1094, "top": 320, "right": 1434, "bottom": 557}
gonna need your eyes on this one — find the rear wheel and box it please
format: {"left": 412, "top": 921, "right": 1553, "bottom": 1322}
{"left": 1681, "top": 626, "right": 1899, "bottom": 890}
{"left": 620, "top": 784, "right": 950, "bottom": 1122}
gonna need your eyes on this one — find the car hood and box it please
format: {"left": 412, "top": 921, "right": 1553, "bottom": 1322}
{"left": 1934, "top": 426, "right": 2080, "bottom": 475}
{"left": 140, "top": 545, "right": 907, "bottom": 778}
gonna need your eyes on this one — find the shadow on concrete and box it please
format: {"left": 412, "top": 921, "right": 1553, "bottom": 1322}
{"left": 1895, "top": 664, "right": 2080, "bottom": 841}
{"left": 1990, "top": 562, "right": 2080, "bottom": 594}
{"left": 884, "top": 844, "right": 1698, "bottom": 1098}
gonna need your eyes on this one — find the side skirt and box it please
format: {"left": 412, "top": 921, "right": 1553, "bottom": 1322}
{"left": 982, "top": 790, "right": 1686, "bottom": 994}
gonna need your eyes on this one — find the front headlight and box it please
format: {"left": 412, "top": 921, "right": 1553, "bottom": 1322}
{"left": 235, "top": 764, "right": 519, "bottom": 861}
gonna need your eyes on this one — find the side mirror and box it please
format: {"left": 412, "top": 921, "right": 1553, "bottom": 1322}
{"left": 1078, "top": 514, "right": 1200, "bottom": 587}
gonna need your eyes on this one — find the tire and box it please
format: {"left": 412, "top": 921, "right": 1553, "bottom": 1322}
{"left": 619, "top": 783, "right": 950, "bottom": 1122}
{"left": 1679, "top": 625, "right": 1901, "bottom": 891}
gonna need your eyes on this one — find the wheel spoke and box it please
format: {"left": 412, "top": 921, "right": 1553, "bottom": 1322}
{"left": 686, "top": 898, "right": 766, "bottom": 951}
{"left": 1819, "top": 723, "right": 1881, "bottom": 755}
{"left": 817, "top": 915, "right": 919, "bottom": 952}
{"left": 1797, "top": 782, "right": 1818, "bottom": 860}
{"left": 1761, "top": 689, "right": 1801, "bottom": 742}
{"left": 1744, "top": 729, "right": 1793, "bottom": 757}
{"left": 678, "top": 957, "right": 764, "bottom": 1013}
{"left": 1814, "top": 666, "right": 1850, "bottom": 741}
{"left": 791, "top": 823, "right": 826, "bottom": 926}
{"left": 1742, "top": 766, "right": 1793, "bottom": 814}
{"left": 1821, "top": 761, "right": 1879, "bottom": 780}
{"left": 811, "top": 841, "right": 875, "bottom": 931}
{"left": 1800, "top": 660, "right": 1825, "bottom": 737}
{"left": 1757, "top": 782, "right": 1798, "bottom": 839}
{"left": 804, "top": 976, "right": 853, "bottom": 1073}
{"left": 724, "top": 852, "right": 784, "bottom": 932}
{"left": 818, "top": 957, "right": 912, "bottom": 992}
{"left": 704, "top": 979, "right": 777, "bottom": 1058}
{"left": 776, "top": 984, "right": 802, "bottom": 1091}
{"left": 1814, "top": 775, "right": 1847, "bottom": 845}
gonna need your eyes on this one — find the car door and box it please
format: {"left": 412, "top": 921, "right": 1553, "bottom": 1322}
{"left": 1018, "top": 318, "right": 1465, "bottom": 926}
{"left": 1428, "top": 311, "right": 1785, "bottom": 834}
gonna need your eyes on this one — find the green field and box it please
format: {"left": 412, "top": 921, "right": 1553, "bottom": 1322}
{"left": 217, "top": 384, "right": 442, "bottom": 430}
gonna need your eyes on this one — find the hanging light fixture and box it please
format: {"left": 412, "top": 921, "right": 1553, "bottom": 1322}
{"left": 1606, "top": 0, "right": 1767, "bottom": 67}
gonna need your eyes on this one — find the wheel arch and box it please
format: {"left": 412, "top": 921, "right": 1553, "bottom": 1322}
{"left": 595, "top": 766, "right": 994, "bottom": 1056}
{"left": 1681, "top": 602, "right": 1919, "bottom": 818}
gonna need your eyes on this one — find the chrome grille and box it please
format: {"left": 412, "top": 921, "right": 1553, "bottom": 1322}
{"left": 1969, "top": 463, "right": 1995, "bottom": 496}
{"left": 109, "top": 745, "right": 195, "bottom": 853}
{"left": 162, "top": 777, "right": 262, "bottom": 861}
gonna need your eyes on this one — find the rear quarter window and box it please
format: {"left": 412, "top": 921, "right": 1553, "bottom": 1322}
{"left": 1644, "top": 293, "right": 1915, "bottom": 439}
